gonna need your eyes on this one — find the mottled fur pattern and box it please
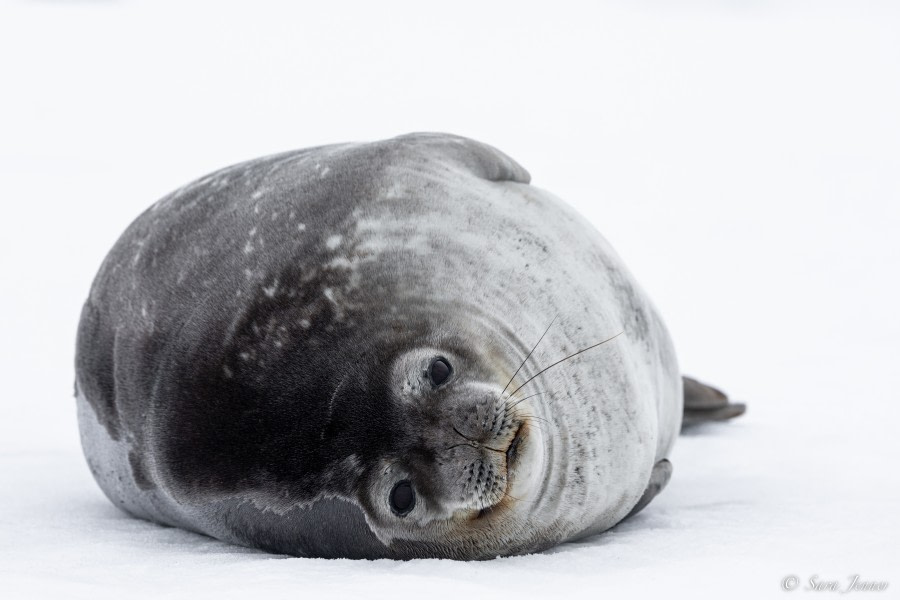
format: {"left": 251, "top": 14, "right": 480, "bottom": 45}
{"left": 75, "top": 133, "right": 682, "bottom": 559}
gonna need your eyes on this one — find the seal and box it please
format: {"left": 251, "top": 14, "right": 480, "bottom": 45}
{"left": 74, "top": 132, "right": 744, "bottom": 559}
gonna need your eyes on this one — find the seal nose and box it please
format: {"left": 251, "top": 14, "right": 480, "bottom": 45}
{"left": 411, "top": 382, "right": 526, "bottom": 512}
{"left": 446, "top": 388, "right": 512, "bottom": 446}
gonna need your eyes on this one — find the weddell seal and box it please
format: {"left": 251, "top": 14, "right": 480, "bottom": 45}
{"left": 74, "top": 132, "right": 744, "bottom": 559}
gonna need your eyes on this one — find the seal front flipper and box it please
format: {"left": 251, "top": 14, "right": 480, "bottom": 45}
{"left": 392, "top": 132, "right": 531, "bottom": 184}
{"left": 625, "top": 459, "right": 673, "bottom": 519}
{"left": 681, "top": 376, "right": 746, "bottom": 429}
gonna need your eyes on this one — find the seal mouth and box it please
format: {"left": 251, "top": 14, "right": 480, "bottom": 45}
{"left": 472, "top": 423, "right": 526, "bottom": 520}
{"left": 505, "top": 422, "right": 525, "bottom": 473}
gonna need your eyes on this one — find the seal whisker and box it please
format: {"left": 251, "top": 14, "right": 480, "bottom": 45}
{"left": 452, "top": 425, "right": 477, "bottom": 444}
{"left": 508, "top": 420, "right": 546, "bottom": 435}
{"left": 504, "top": 404, "right": 549, "bottom": 423}
{"left": 498, "top": 314, "right": 558, "bottom": 400}
{"left": 444, "top": 442, "right": 474, "bottom": 453}
{"left": 508, "top": 410, "right": 551, "bottom": 425}
{"left": 504, "top": 390, "right": 551, "bottom": 413}
{"left": 512, "top": 413, "right": 550, "bottom": 425}
{"left": 506, "top": 330, "right": 626, "bottom": 399}
{"left": 320, "top": 371, "right": 350, "bottom": 440}
{"left": 501, "top": 489, "right": 537, "bottom": 505}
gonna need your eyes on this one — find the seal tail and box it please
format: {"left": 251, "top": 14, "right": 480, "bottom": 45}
{"left": 681, "top": 376, "right": 745, "bottom": 429}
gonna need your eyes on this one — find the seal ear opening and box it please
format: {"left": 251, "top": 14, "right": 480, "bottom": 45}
{"left": 392, "top": 132, "right": 532, "bottom": 185}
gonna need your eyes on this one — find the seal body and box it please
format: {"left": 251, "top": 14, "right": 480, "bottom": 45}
{"left": 75, "top": 133, "right": 682, "bottom": 559}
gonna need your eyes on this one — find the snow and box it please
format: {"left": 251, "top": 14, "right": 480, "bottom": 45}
{"left": 0, "top": 1, "right": 898, "bottom": 599}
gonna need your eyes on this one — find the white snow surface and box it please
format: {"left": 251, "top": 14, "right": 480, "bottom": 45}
{"left": 1, "top": 1, "right": 898, "bottom": 599}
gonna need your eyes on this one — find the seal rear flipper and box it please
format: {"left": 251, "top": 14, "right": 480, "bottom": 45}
{"left": 681, "top": 376, "right": 746, "bottom": 429}
{"left": 625, "top": 459, "right": 672, "bottom": 519}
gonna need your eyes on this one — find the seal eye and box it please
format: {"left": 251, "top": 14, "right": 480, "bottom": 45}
{"left": 428, "top": 357, "right": 452, "bottom": 387}
{"left": 389, "top": 480, "right": 415, "bottom": 516}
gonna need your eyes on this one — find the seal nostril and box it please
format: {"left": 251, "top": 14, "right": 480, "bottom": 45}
{"left": 389, "top": 480, "right": 416, "bottom": 516}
